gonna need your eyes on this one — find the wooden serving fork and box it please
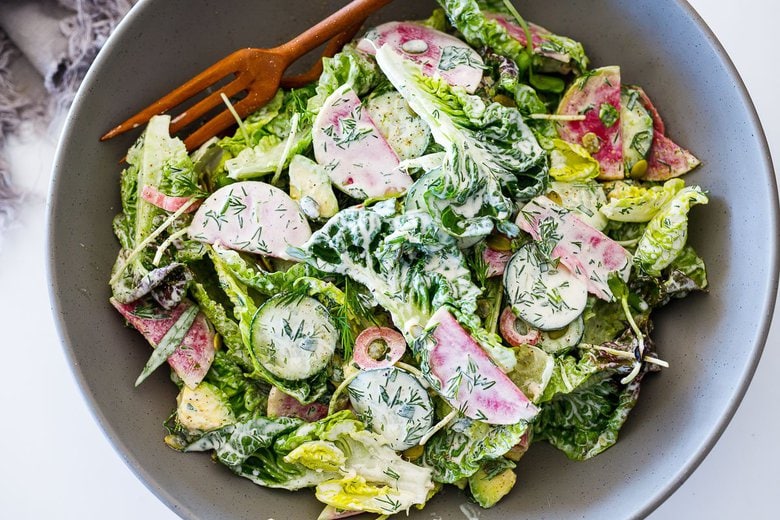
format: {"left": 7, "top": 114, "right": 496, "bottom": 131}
{"left": 101, "top": 0, "right": 392, "bottom": 150}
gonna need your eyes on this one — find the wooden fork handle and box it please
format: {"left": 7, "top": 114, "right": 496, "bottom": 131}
{"left": 280, "top": 20, "right": 365, "bottom": 89}
{"left": 275, "top": 0, "right": 392, "bottom": 64}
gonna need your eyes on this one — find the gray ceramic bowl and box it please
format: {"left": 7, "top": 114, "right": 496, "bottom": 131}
{"left": 48, "top": 0, "right": 777, "bottom": 518}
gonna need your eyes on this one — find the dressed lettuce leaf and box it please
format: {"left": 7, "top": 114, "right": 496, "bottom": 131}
{"left": 376, "top": 45, "right": 547, "bottom": 238}
{"left": 601, "top": 179, "right": 685, "bottom": 223}
{"left": 422, "top": 417, "right": 527, "bottom": 483}
{"left": 534, "top": 373, "right": 642, "bottom": 460}
{"left": 185, "top": 410, "right": 434, "bottom": 514}
{"left": 634, "top": 186, "right": 708, "bottom": 276}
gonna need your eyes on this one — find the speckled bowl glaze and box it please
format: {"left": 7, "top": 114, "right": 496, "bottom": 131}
{"left": 47, "top": 0, "right": 777, "bottom": 518}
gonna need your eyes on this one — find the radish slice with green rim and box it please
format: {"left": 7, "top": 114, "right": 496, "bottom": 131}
{"left": 499, "top": 307, "right": 541, "bottom": 347}
{"left": 556, "top": 66, "right": 624, "bottom": 180}
{"left": 517, "top": 195, "right": 632, "bottom": 301}
{"left": 643, "top": 132, "right": 701, "bottom": 181}
{"left": 353, "top": 326, "right": 406, "bottom": 370}
{"left": 189, "top": 181, "right": 311, "bottom": 260}
{"left": 141, "top": 185, "right": 202, "bottom": 213}
{"left": 313, "top": 85, "right": 411, "bottom": 200}
{"left": 628, "top": 86, "right": 700, "bottom": 180}
{"left": 110, "top": 297, "right": 215, "bottom": 389}
{"left": 487, "top": 14, "right": 573, "bottom": 72}
{"left": 416, "top": 308, "right": 538, "bottom": 424}
{"left": 347, "top": 366, "right": 434, "bottom": 451}
{"left": 503, "top": 244, "right": 588, "bottom": 331}
{"left": 358, "top": 21, "right": 484, "bottom": 93}
{"left": 632, "top": 85, "right": 666, "bottom": 135}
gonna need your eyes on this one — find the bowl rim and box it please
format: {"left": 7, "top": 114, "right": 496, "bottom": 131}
{"left": 45, "top": 0, "right": 779, "bottom": 518}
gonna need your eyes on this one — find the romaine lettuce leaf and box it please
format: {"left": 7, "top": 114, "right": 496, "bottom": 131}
{"left": 422, "top": 417, "right": 527, "bottom": 483}
{"left": 534, "top": 374, "right": 642, "bottom": 460}
{"left": 376, "top": 45, "right": 547, "bottom": 238}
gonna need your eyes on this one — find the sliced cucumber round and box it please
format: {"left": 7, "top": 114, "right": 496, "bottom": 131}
{"left": 504, "top": 244, "right": 587, "bottom": 331}
{"left": 537, "top": 315, "right": 585, "bottom": 355}
{"left": 348, "top": 366, "right": 434, "bottom": 451}
{"left": 250, "top": 295, "right": 338, "bottom": 381}
{"left": 621, "top": 86, "right": 654, "bottom": 175}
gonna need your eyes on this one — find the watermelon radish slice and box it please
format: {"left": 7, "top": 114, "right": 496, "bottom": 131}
{"left": 140, "top": 185, "right": 202, "bottom": 213}
{"left": 482, "top": 247, "right": 513, "bottom": 278}
{"left": 644, "top": 133, "right": 701, "bottom": 181}
{"left": 417, "top": 308, "right": 538, "bottom": 424}
{"left": 312, "top": 85, "right": 411, "bottom": 200}
{"left": 487, "top": 14, "right": 573, "bottom": 72}
{"left": 633, "top": 85, "right": 666, "bottom": 135}
{"left": 189, "top": 181, "right": 311, "bottom": 260}
{"left": 266, "top": 387, "right": 328, "bottom": 422}
{"left": 358, "top": 21, "right": 484, "bottom": 93}
{"left": 556, "top": 66, "right": 624, "bottom": 180}
{"left": 517, "top": 195, "right": 632, "bottom": 301}
{"left": 630, "top": 86, "right": 701, "bottom": 180}
{"left": 110, "top": 297, "right": 215, "bottom": 388}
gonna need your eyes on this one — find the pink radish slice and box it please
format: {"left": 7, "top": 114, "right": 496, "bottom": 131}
{"left": 630, "top": 86, "right": 700, "bottom": 180}
{"left": 499, "top": 307, "right": 541, "bottom": 347}
{"left": 643, "top": 133, "right": 701, "bottom": 181}
{"left": 487, "top": 14, "right": 570, "bottom": 66}
{"left": 189, "top": 181, "right": 311, "bottom": 260}
{"left": 424, "top": 308, "right": 538, "bottom": 424}
{"left": 140, "top": 185, "right": 202, "bottom": 213}
{"left": 483, "top": 247, "right": 513, "bottom": 278}
{"left": 556, "top": 66, "right": 624, "bottom": 180}
{"left": 312, "top": 86, "right": 411, "bottom": 200}
{"left": 517, "top": 196, "right": 632, "bottom": 301}
{"left": 353, "top": 327, "right": 406, "bottom": 369}
{"left": 266, "top": 387, "right": 328, "bottom": 422}
{"left": 358, "top": 21, "right": 484, "bottom": 93}
{"left": 110, "top": 297, "right": 215, "bottom": 388}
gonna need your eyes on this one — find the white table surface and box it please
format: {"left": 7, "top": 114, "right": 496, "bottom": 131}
{"left": 1, "top": 1, "right": 777, "bottom": 518}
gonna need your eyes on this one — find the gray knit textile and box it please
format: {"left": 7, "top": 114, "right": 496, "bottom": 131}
{"left": 0, "top": 0, "right": 135, "bottom": 242}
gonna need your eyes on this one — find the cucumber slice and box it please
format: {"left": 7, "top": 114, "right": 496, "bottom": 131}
{"left": 537, "top": 315, "right": 585, "bottom": 355}
{"left": 348, "top": 366, "right": 434, "bottom": 451}
{"left": 250, "top": 295, "right": 338, "bottom": 381}
{"left": 504, "top": 244, "right": 587, "bottom": 331}
{"left": 621, "top": 86, "right": 654, "bottom": 176}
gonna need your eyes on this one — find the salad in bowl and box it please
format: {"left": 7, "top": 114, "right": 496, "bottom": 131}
{"left": 107, "top": 0, "right": 708, "bottom": 516}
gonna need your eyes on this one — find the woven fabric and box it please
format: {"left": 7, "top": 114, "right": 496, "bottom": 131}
{"left": 0, "top": 0, "right": 136, "bottom": 244}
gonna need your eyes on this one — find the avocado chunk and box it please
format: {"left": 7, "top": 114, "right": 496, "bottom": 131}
{"left": 468, "top": 459, "right": 517, "bottom": 508}
{"left": 176, "top": 381, "right": 235, "bottom": 433}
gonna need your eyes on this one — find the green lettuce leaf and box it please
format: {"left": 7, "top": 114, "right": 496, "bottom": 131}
{"left": 422, "top": 417, "right": 527, "bottom": 483}
{"left": 534, "top": 374, "right": 642, "bottom": 460}
{"left": 601, "top": 179, "right": 685, "bottom": 223}
{"left": 293, "top": 202, "right": 482, "bottom": 336}
{"left": 634, "top": 186, "right": 708, "bottom": 276}
{"left": 185, "top": 411, "right": 434, "bottom": 514}
{"left": 376, "top": 45, "right": 547, "bottom": 238}
{"left": 548, "top": 139, "right": 600, "bottom": 181}
{"left": 207, "top": 245, "right": 329, "bottom": 404}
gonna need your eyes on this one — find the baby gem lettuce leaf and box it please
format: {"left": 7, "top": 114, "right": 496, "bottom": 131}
{"left": 375, "top": 45, "right": 548, "bottom": 238}
{"left": 186, "top": 411, "right": 434, "bottom": 514}
{"left": 634, "top": 185, "right": 708, "bottom": 276}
